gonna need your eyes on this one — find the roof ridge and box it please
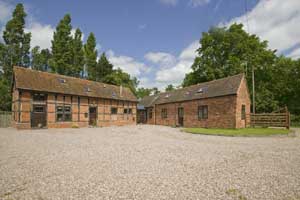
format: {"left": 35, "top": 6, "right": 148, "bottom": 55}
{"left": 158, "top": 73, "right": 244, "bottom": 96}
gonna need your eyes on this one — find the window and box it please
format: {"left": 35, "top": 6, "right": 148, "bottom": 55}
{"left": 241, "top": 105, "right": 246, "bottom": 120}
{"left": 33, "top": 106, "right": 44, "bottom": 113}
{"left": 56, "top": 105, "right": 72, "bottom": 122}
{"left": 198, "top": 105, "right": 208, "bottom": 120}
{"left": 111, "top": 107, "right": 118, "bottom": 114}
{"left": 161, "top": 108, "right": 168, "bottom": 119}
{"left": 124, "top": 108, "right": 128, "bottom": 114}
{"left": 124, "top": 108, "right": 133, "bottom": 114}
{"left": 33, "top": 93, "right": 46, "bottom": 101}
{"left": 149, "top": 108, "right": 153, "bottom": 119}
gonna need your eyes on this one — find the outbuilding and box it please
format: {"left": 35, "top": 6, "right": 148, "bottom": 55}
{"left": 138, "top": 73, "right": 251, "bottom": 128}
{"left": 12, "top": 66, "right": 137, "bottom": 129}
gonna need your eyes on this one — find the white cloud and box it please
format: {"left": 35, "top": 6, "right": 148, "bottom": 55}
{"left": 25, "top": 22, "right": 54, "bottom": 49}
{"left": 107, "top": 50, "right": 151, "bottom": 77}
{"left": 226, "top": 0, "right": 300, "bottom": 55}
{"left": 154, "top": 40, "right": 199, "bottom": 86}
{"left": 159, "top": 0, "right": 178, "bottom": 6}
{"left": 288, "top": 48, "right": 300, "bottom": 59}
{"left": 0, "top": 0, "right": 13, "bottom": 23}
{"left": 189, "top": 0, "right": 210, "bottom": 7}
{"left": 145, "top": 52, "right": 176, "bottom": 66}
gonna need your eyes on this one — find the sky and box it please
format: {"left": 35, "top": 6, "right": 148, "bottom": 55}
{"left": 0, "top": 0, "right": 300, "bottom": 90}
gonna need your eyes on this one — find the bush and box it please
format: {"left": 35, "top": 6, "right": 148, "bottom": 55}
{"left": 291, "top": 114, "right": 300, "bottom": 127}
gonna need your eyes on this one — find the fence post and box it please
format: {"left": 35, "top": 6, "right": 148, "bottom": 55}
{"left": 285, "top": 106, "right": 290, "bottom": 129}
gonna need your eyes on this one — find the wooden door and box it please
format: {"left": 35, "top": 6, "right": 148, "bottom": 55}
{"left": 31, "top": 105, "right": 47, "bottom": 128}
{"left": 89, "top": 107, "right": 97, "bottom": 126}
{"left": 178, "top": 107, "right": 184, "bottom": 127}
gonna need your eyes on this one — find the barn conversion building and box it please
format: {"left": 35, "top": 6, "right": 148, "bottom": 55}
{"left": 138, "top": 74, "right": 251, "bottom": 128}
{"left": 12, "top": 66, "right": 137, "bottom": 129}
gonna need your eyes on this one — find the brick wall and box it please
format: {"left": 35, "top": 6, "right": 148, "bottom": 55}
{"left": 235, "top": 77, "right": 251, "bottom": 128}
{"left": 14, "top": 90, "right": 137, "bottom": 129}
{"left": 154, "top": 95, "right": 237, "bottom": 128}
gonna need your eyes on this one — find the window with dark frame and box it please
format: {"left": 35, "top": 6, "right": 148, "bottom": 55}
{"left": 149, "top": 108, "right": 153, "bottom": 119}
{"left": 198, "top": 105, "right": 208, "bottom": 120}
{"left": 241, "top": 105, "right": 246, "bottom": 120}
{"left": 161, "top": 108, "right": 168, "bottom": 119}
{"left": 56, "top": 105, "right": 72, "bottom": 122}
{"left": 111, "top": 107, "right": 118, "bottom": 114}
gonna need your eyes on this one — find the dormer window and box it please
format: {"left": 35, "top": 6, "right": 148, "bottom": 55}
{"left": 197, "top": 88, "right": 203, "bottom": 93}
{"left": 58, "top": 78, "right": 66, "bottom": 83}
{"left": 112, "top": 91, "right": 117, "bottom": 98}
{"left": 84, "top": 87, "right": 91, "bottom": 92}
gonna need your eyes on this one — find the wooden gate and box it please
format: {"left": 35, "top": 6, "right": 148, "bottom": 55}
{"left": 250, "top": 107, "right": 290, "bottom": 129}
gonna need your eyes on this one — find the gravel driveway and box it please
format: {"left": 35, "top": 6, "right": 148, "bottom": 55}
{"left": 0, "top": 125, "right": 299, "bottom": 200}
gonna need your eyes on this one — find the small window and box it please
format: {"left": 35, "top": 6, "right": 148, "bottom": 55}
{"left": 56, "top": 105, "right": 72, "bottom": 122}
{"left": 33, "top": 93, "right": 46, "bottom": 101}
{"left": 111, "top": 107, "right": 118, "bottom": 114}
{"left": 161, "top": 108, "right": 168, "bottom": 119}
{"left": 124, "top": 108, "right": 128, "bottom": 114}
{"left": 198, "top": 105, "right": 208, "bottom": 120}
{"left": 241, "top": 105, "right": 246, "bottom": 120}
{"left": 128, "top": 108, "right": 132, "bottom": 114}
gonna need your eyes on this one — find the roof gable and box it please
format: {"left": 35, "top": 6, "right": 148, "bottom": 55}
{"left": 13, "top": 66, "right": 137, "bottom": 102}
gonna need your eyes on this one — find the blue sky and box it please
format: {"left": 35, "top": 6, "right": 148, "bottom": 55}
{"left": 1, "top": 0, "right": 299, "bottom": 90}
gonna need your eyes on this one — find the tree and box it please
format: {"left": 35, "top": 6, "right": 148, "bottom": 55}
{"left": 31, "top": 46, "right": 51, "bottom": 71}
{"left": 49, "top": 14, "right": 73, "bottom": 75}
{"left": 103, "top": 68, "right": 139, "bottom": 94}
{"left": 96, "top": 53, "right": 113, "bottom": 81}
{"left": 71, "top": 28, "right": 84, "bottom": 77}
{"left": 136, "top": 87, "right": 153, "bottom": 99}
{"left": 2, "top": 3, "right": 31, "bottom": 83}
{"left": 152, "top": 87, "right": 160, "bottom": 95}
{"left": 165, "top": 84, "right": 175, "bottom": 92}
{"left": 0, "top": 77, "right": 11, "bottom": 111}
{"left": 84, "top": 33, "right": 97, "bottom": 81}
{"left": 183, "top": 23, "right": 277, "bottom": 112}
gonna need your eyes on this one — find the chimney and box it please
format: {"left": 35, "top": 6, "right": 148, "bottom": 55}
{"left": 120, "top": 85, "right": 123, "bottom": 97}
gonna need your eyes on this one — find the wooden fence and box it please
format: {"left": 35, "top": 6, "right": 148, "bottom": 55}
{"left": 0, "top": 111, "right": 12, "bottom": 128}
{"left": 250, "top": 107, "right": 290, "bottom": 129}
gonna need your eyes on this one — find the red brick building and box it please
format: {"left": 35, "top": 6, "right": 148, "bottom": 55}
{"left": 138, "top": 74, "right": 251, "bottom": 128}
{"left": 12, "top": 67, "right": 137, "bottom": 129}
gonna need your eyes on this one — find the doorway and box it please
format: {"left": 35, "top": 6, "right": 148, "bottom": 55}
{"left": 31, "top": 105, "right": 47, "bottom": 128}
{"left": 178, "top": 107, "right": 184, "bottom": 127}
{"left": 89, "top": 107, "right": 97, "bottom": 126}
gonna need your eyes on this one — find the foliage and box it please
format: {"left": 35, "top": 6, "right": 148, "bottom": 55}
{"left": 31, "top": 46, "right": 51, "bottom": 71}
{"left": 103, "top": 68, "right": 139, "bottom": 94}
{"left": 95, "top": 53, "right": 113, "bottom": 81}
{"left": 182, "top": 23, "right": 297, "bottom": 113}
{"left": 84, "top": 33, "right": 98, "bottom": 81}
{"left": 136, "top": 87, "right": 153, "bottom": 99}
{"left": 49, "top": 14, "right": 73, "bottom": 75}
{"left": 71, "top": 28, "right": 85, "bottom": 77}
{"left": 183, "top": 127, "right": 290, "bottom": 137}
{"left": 152, "top": 87, "right": 160, "bottom": 95}
{"left": 165, "top": 84, "right": 175, "bottom": 92}
{"left": 0, "top": 77, "right": 12, "bottom": 111}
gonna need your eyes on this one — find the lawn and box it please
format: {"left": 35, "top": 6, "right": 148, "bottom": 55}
{"left": 182, "top": 127, "right": 290, "bottom": 137}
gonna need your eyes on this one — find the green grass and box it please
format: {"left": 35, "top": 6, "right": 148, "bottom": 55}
{"left": 183, "top": 127, "right": 290, "bottom": 137}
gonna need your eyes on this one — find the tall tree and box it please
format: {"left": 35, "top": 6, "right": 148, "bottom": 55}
{"left": 103, "top": 68, "right": 139, "bottom": 94}
{"left": 165, "top": 84, "right": 175, "bottom": 92}
{"left": 31, "top": 46, "right": 51, "bottom": 71}
{"left": 49, "top": 14, "right": 73, "bottom": 75}
{"left": 2, "top": 3, "right": 31, "bottom": 83}
{"left": 95, "top": 53, "right": 113, "bottom": 81}
{"left": 71, "top": 28, "right": 84, "bottom": 77}
{"left": 183, "top": 23, "right": 277, "bottom": 112}
{"left": 84, "top": 33, "right": 97, "bottom": 81}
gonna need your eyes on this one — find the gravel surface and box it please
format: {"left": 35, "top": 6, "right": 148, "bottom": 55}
{"left": 0, "top": 125, "right": 299, "bottom": 200}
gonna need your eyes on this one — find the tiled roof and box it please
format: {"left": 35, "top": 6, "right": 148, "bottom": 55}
{"left": 13, "top": 66, "right": 138, "bottom": 102}
{"left": 139, "top": 73, "right": 244, "bottom": 107}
